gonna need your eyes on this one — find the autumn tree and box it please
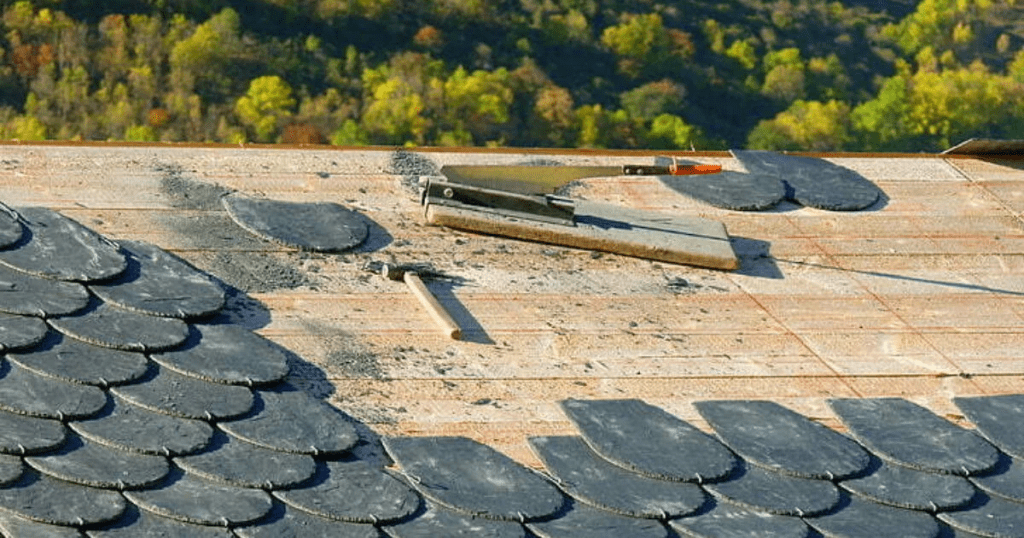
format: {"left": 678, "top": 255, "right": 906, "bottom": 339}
{"left": 235, "top": 75, "right": 296, "bottom": 142}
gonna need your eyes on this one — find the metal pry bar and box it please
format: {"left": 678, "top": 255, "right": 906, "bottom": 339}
{"left": 421, "top": 177, "right": 576, "bottom": 226}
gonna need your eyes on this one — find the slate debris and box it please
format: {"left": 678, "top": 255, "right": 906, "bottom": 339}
{"left": 0, "top": 263, "right": 89, "bottom": 317}
{"left": 221, "top": 193, "right": 369, "bottom": 253}
{"left": 668, "top": 499, "right": 811, "bottom": 538}
{"left": 0, "top": 312, "right": 48, "bottom": 351}
{"left": 273, "top": 459, "right": 421, "bottom": 524}
{"left": 704, "top": 461, "right": 840, "bottom": 517}
{"left": 150, "top": 323, "right": 290, "bottom": 387}
{"left": 384, "top": 503, "right": 527, "bottom": 538}
{"left": 8, "top": 332, "right": 150, "bottom": 387}
{"left": 0, "top": 207, "right": 126, "bottom": 282}
{"left": 732, "top": 150, "right": 882, "bottom": 211}
{"left": 49, "top": 300, "right": 190, "bottom": 353}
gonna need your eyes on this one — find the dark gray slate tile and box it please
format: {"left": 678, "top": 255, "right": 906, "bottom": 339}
{"left": 8, "top": 333, "right": 149, "bottom": 387}
{"left": 694, "top": 400, "right": 870, "bottom": 480}
{"left": 528, "top": 435, "right": 706, "bottom": 519}
{"left": 938, "top": 493, "right": 1024, "bottom": 538}
{"left": 150, "top": 324, "right": 289, "bottom": 386}
{"left": 219, "top": 384, "right": 358, "bottom": 456}
{"left": 124, "top": 469, "right": 272, "bottom": 527}
{"left": 954, "top": 395, "right": 1024, "bottom": 459}
{"left": 382, "top": 436, "right": 561, "bottom": 522}
{"left": 705, "top": 461, "right": 839, "bottom": 517}
{"left": 222, "top": 194, "right": 368, "bottom": 253}
{"left": 0, "top": 511, "right": 85, "bottom": 538}
{"left": 0, "top": 203, "right": 23, "bottom": 249}
{"left": 829, "top": 398, "right": 999, "bottom": 476}
{"left": 0, "top": 207, "right": 126, "bottom": 283}
{"left": 560, "top": 399, "right": 736, "bottom": 483}
{"left": 110, "top": 366, "right": 253, "bottom": 421}
{"left": 176, "top": 432, "right": 315, "bottom": 489}
{"left": 384, "top": 503, "right": 526, "bottom": 538}
{"left": 69, "top": 395, "right": 212, "bottom": 456}
{"left": 970, "top": 455, "right": 1024, "bottom": 503}
{"left": 660, "top": 169, "right": 786, "bottom": 211}
{"left": 527, "top": 503, "right": 669, "bottom": 538}
{"left": 235, "top": 503, "right": 382, "bottom": 538}
{"left": 839, "top": 458, "right": 977, "bottom": 512}
{"left": 0, "top": 360, "right": 107, "bottom": 420}
{"left": 0, "top": 453, "right": 23, "bottom": 486}
{"left": 732, "top": 151, "right": 882, "bottom": 211}
{"left": 89, "top": 241, "right": 225, "bottom": 319}
{"left": 273, "top": 460, "right": 421, "bottom": 524}
{"left": 24, "top": 434, "right": 168, "bottom": 490}
{"left": 48, "top": 301, "right": 190, "bottom": 353}
{"left": 87, "top": 505, "right": 235, "bottom": 537}
{"left": 0, "top": 264, "right": 89, "bottom": 317}
{"left": 0, "top": 313, "right": 48, "bottom": 351}
{"left": 804, "top": 494, "right": 940, "bottom": 538}
{"left": 0, "top": 469, "right": 126, "bottom": 527}
{"left": 0, "top": 409, "right": 67, "bottom": 456}
{"left": 668, "top": 499, "right": 810, "bottom": 538}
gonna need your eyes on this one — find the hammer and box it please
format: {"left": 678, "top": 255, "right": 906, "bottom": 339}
{"left": 381, "top": 263, "right": 462, "bottom": 340}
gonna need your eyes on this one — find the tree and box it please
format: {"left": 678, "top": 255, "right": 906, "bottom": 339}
{"left": 747, "top": 99, "right": 852, "bottom": 151}
{"left": 235, "top": 75, "right": 296, "bottom": 142}
{"left": 620, "top": 79, "right": 686, "bottom": 121}
{"left": 601, "top": 13, "right": 673, "bottom": 78}
{"left": 647, "top": 113, "right": 702, "bottom": 149}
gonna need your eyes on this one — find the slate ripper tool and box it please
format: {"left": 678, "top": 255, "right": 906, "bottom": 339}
{"left": 380, "top": 263, "right": 462, "bottom": 340}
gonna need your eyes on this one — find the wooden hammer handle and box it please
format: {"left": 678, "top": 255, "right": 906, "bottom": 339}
{"left": 403, "top": 272, "right": 462, "bottom": 340}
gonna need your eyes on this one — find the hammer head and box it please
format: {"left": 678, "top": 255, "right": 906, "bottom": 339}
{"left": 379, "top": 262, "right": 433, "bottom": 281}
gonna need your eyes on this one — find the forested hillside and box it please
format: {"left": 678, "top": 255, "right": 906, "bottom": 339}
{"left": 2, "top": 0, "right": 1024, "bottom": 151}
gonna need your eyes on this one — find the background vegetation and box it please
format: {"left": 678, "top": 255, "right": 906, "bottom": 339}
{"left": 2, "top": 0, "right": 1024, "bottom": 151}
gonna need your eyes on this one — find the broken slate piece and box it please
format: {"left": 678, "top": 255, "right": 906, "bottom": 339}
{"left": 150, "top": 323, "right": 290, "bottom": 386}
{"left": 668, "top": 499, "right": 810, "bottom": 538}
{"left": 125, "top": 470, "right": 272, "bottom": 527}
{"left": 938, "top": 493, "right": 1024, "bottom": 538}
{"left": 695, "top": 400, "right": 869, "bottom": 480}
{"left": 804, "top": 493, "right": 940, "bottom": 538}
{"left": 8, "top": 332, "right": 150, "bottom": 387}
{"left": 526, "top": 502, "right": 669, "bottom": 538}
{"left": 839, "top": 458, "right": 977, "bottom": 512}
{"left": 0, "top": 207, "right": 126, "bottom": 282}
{"left": 560, "top": 399, "right": 736, "bottom": 483}
{"left": 660, "top": 169, "right": 786, "bottom": 211}
{"left": 528, "top": 436, "right": 706, "bottom": 519}
{"left": 235, "top": 503, "right": 382, "bottom": 538}
{"left": 384, "top": 503, "right": 526, "bottom": 538}
{"left": 705, "top": 461, "right": 839, "bottom": 517}
{"left": 0, "top": 453, "right": 23, "bottom": 486}
{"left": 0, "top": 511, "right": 85, "bottom": 538}
{"left": 273, "top": 459, "right": 421, "bottom": 524}
{"left": 24, "top": 434, "right": 168, "bottom": 490}
{"left": 0, "top": 469, "right": 126, "bottom": 527}
{"left": 69, "top": 394, "right": 213, "bottom": 457}
{"left": 954, "top": 394, "right": 1024, "bottom": 459}
{"left": 382, "top": 436, "right": 563, "bottom": 522}
{"left": 0, "top": 360, "right": 107, "bottom": 420}
{"left": 221, "top": 193, "right": 368, "bottom": 252}
{"left": 0, "top": 203, "right": 22, "bottom": 249}
{"left": 829, "top": 398, "right": 1000, "bottom": 476}
{"left": 970, "top": 455, "right": 1024, "bottom": 503}
{"left": 0, "top": 263, "right": 89, "bottom": 317}
{"left": 732, "top": 150, "right": 882, "bottom": 211}
{"left": 87, "top": 505, "right": 236, "bottom": 537}
{"left": 0, "top": 408, "right": 66, "bottom": 455}
{"left": 49, "top": 301, "right": 190, "bottom": 353}
{"left": 89, "top": 240, "right": 225, "bottom": 319}
{"left": 0, "top": 312, "right": 47, "bottom": 351}
{"left": 110, "top": 366, "right": 253, "bottom": 421}
{"left": 219, "top": 383, "right": 358, "bottom": 456}
{"left": 176, "top": 432, "right": 315, "bottom": 489}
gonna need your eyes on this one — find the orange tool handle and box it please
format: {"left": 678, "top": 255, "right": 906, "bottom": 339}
{"left": 669, "top": 163, "right": 723, "bottom": 175}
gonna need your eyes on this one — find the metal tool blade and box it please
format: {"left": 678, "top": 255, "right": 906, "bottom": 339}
{"left": 439, "top": 165, "right": 624, "bottom": 195}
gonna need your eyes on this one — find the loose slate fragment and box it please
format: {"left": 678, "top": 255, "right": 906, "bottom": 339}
{"left": 0, "top": 360, "right": 107, "bottom": 420}
{"left": 49, "top": 301, "right": 190, "bottom": 352}
{"left": 382, "top": 436, "right": 562, "bottom": 522}
{"left": 954, "top": 395, "right": 1024, "bottom": 459}
{"left": 385, "top": 503, "right": 526, "bottom": 538}
{"left": 829, "top": 398, "right": 999, "bottom": 476}
{"left": 125, "top": 470, "right": 272, "bottom": 527}
{"left": 0, "top": 453, "right": 23, "bottom": 486}
{"left": 219, "top": 384, "right": 358, "bottom": 456}
{"left": 938, "top": 493, "right": 1024, "bottom": 538}
{"left": 221, "top": 193, "right": 368, "bottom": 252}
{"left": 88, "top": 505, "right": 235, "bottom": 537}
{"left": 0, "top": 313, "right": 47, "bottom": 351}
{"left": 840, "top": 459, "right": 977, "bottom": 511}
{"left": 274, "top": 460, "right": 421, "bottom": 524}
{"left": 0, "top": 469, "right": 126, "bottom": 527}
{"left": 70, "top": 395, "right": 213, "bottom": 456}
{"left": 732, "top": 150, "right": 882, "bottom": 211}
{"left": 805, "top": 494, "right": 940, "bottom": 538}
{"left": 0, "top": 263, "right": 89, "bottom": 317}
{"left": 110, "top": 366, "right": 253, "bottom": 421}
{"left": 529, "top": 436, "right": 706, "bottom": 519}
{"left": 705, "top": 461, "right": 839, "bottom": 517}
{"left": 0, "top": 207, "right": 126, "bottom": 282}
{"left": 89, "top": 240, "right": 225, "bottom": 319}
{"left": 0, "top": 203, "right": 22, "bottom": 249}
{"left": 176, "top": 432, "right": 315, "bottom": 489}
{"left": 150, "top": 324, "right": 289, "bottom": 386}
{"left": 0, "top": 409, "right": 66, "bottom": 455}
{"left": 527, "top": 503, "right": 669, "bottom": 538}
{"left": 560, "top": 399, "right": 736, "bottom": 483}
{"left": 0, "top": 511, "right": 85, "bottom": 538}
{"left": 235, "top": 503, "right": 382, "bottom": 538}
{"left": 668, "top": 500, "right": 810, "bottom": 538}
{"left": 971, "top": 455, "right": 1024, "bottom": 503}
{"left": 8, "top": 332, "right": 149, "bottom": 387}
{"left": 25, "top": 434, "right": 168, "bottom": 490}
{"left": 660, "top": 169, "right": 786, "bottom": 211}
{"left": 695, "top": 400, "right": 869, "bottom": 480}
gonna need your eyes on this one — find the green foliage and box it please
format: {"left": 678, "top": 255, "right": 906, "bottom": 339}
{"left": 748, "top": 99, "right": 851, "bottom": 151}
{"left": 235, "top": 75, "right": 296, "bottom": 142}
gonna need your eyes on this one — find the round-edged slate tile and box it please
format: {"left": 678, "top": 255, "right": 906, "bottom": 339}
{"left": 938, "top": 493, "right": 1024, "bottom": 538}
{"left": 150, "top": 324, "right": 289, "bottom": 386}
{"left": 125, "top": 469, "right": 273, "bottom": 527}
{"left": 0, "top": 360, "right": 107, "bottom": 420}
{"left": 382, "top": 435, "right": 562, "bottom": 522}
{"left": 528, "top": 435, "right": 706, "bottom": 519}
{"left": 732, "top": 150, "right": 882, "bottom": 211}
{"left": 668, "top": 499, "right": 810, "bottom": 538}
{"left": 176, "top": 432, "right": 315, "bottom": 490}
{"left": 69, "top": 394, "right": 213, "bottom": 457}
{"left": 840, "top": 458, "right": 978, "bottom": 512}
{"left": 829, "top": 398, "right": 1000, "bottom": 476}
{"left": 660, "top": 169, "right": 786, "bottom": 211}
{"left": 48, "top": 301, "right": 190, "bottom": 353}
{"left": 24, "top": 434, "right": 168, "bottom": 490}
{"left": 234, "top": 503, "right": 383, "bottom": 538}
{"left": 8, "top": 332, "right": 149, "bottom": 387}
{"left": 970, "top": 454, "right": 1024, "bottom": 504}
{"left": 804, "top": 493, "right": 941, "bottom": 538}
{"left": 0, "top": 263, "right": 89, "bottom": 317}
{"left": 0, "top": 203, "right": 23, "bottom": 249}
{"left": 88, "top": 240, "right": 225, "bottom": 319}
{"left": 0, "top": 453, "right": 23, "bottom": 486}
{"left": 527, "top": 502, "right": 669, "bottom": 538}
{"left": 954, "top": 395, "right": 1024, "bottom": 459}
{"left": 705, "top": 461, "right": 840, "bottom": 517}
{"left": 219, "top": 383, "right": 358, "bottom": 456}
{"left": 273, "top": 459, "right": 421, "bottom": 525}
{"left": 0, "top": 408, "right": 67, "bottom": 456}
{"left": 221, "top": 193, "right": 368, "bottom": 252}
{"left": 560, "top": 398, "right": 737, "bottom": 483}
{"left": 110, "top": 366, "right": 253, "bottom": 421}
{"left": 0, "top": 469, "right": 126, "bottom": 527}
{"left": 694, "top": 400, "right": 870, "bottom": 480}
{"left": 384, "top": 503, "right": 527, "bottom": 538}
{"left": 0, "top": 313, "right": 48, "bottom": 351}
{"left": 0, "top": 511, "right": 85, "bottom": 538}
{"left": 0, "top": 207, "right": 126, "bottom": 283}
{"left": 86, "top": 505, "right": 236, "bottom": 537}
